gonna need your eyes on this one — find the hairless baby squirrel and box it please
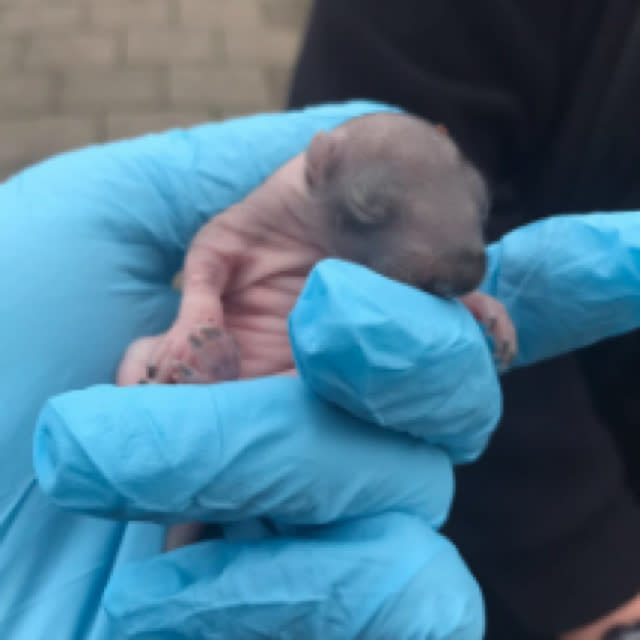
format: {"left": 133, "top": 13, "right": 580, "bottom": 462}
{"left": 117, "top": 111, "right": 517, "bottom": 549}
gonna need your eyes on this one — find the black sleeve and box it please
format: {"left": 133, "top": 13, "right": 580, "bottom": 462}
{"left": 289, "top": 0, "right": 640, "bottom": 232}
{"left": 288, "top": 2, "right": 640, "bottom": 637}
{"left": 289, "top": 0, "right": 580, "bottom": 235}
{"left": 443, "top": 354, "right": 640, "bottom": 637}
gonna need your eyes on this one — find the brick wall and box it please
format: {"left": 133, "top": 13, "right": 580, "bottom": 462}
{"left": 0, "top": 0, "right": 311, "bottom": 178}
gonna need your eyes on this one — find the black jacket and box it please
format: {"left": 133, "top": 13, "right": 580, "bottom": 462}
{"left": 291, "top": 0, "right": 640, "bottom": 233}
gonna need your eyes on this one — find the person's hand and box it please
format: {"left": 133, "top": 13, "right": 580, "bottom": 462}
{"left": 480, "top": 212, "right": 640, "bottom": 368}
{"left": 30, "top": 208, "right": 640, "bottom": 639}
{"left": 1, "top": 100, "right": 491, "bottom": 640}
{"left": 4, "top": 97, "right": 640, "bottom": 639}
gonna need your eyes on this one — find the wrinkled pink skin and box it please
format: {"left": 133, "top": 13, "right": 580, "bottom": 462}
{"left": 117, "top": 153, "right": 320, "bottom": 388}
{"left": 116, "top": 114, "right": 517, "bottom": 550}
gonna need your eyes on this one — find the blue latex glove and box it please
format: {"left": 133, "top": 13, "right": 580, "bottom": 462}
{"left": 481, "top": 212, "right": 640, "bottom": 367}
{"left": 2, "top": 101, "right": 489, "bottom": 640}
{"left": 3, "top": 99, "right": 640, "bottom": 638}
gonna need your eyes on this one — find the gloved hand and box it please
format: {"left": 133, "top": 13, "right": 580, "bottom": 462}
{"left": 480, "top": 212, "right": 640, "bottom": 367}
{"left": 3, "top": 100, "right": 640, "bottom": 639}
{"left": 1, "top": 100, "right": 489, "bottom": 640}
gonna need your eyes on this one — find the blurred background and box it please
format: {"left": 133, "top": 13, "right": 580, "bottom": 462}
{"left": 0, "top": 0, "right": 312, "bottom": 179}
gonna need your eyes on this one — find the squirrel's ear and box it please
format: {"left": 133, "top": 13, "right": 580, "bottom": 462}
{"left": 343, "top": 170, "right": 394, "bottom": 227}
{"left": 305, "top": 130, "right": 343, "bottom": 189}
{"left": 435, "top": 123, "right": 449, "bottom": 136}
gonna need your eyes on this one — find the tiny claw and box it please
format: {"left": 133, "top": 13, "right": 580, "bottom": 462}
{"left": 146, "top": 364, "right": 158, "bottom": 379}
{"left": 200, "top": 326, "right": 222, "bottom": 341}
{"left": 494, "top": 345, "right": 515, "bottom": 372}
{"left": 189, "top": 334, "right": 204, "bottom": 349}
{"left": 170, "top": 360, "right": 206, "bottom": 384}
{"left": 138, "top": 378, "right": 148, "bottom": 384}
{"left": 178, "top": 363, "right": 195, "bottom": 379}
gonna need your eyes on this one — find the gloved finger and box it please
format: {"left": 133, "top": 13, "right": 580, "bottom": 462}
{"left": 104, "top": 512, "right": 484, "bottom": 640}
{"left": 290, "top": 259, "right": 502, "bottom": 463}
{"left": 33, "top": 377, "right": 454, "bottom": 528}
{"left": 482, "top": 212, "right": 640, "bottom": 368}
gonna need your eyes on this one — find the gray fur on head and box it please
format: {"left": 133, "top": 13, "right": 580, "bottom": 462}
{"left": 304, "top": 112, "right": 490, "bottom": 297}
